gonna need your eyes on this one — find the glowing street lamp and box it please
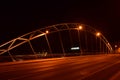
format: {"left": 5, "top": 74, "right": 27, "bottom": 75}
{"left": 78, "top": 25, "right": 83, "bottom": 55}
{"left": 96, "top": 32, "right": 101, "bottom": 36}
{"left": 45, "top": 30, "right": 52, "bottom": 54}
{"left": 46, "top": 30, "right": 49, "bottom": 34}
{"left": 78, "top": 25, "right": 83, "bottom": 30}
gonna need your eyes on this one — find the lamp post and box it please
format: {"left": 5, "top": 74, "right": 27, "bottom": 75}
{"left": 78, "top": 25, "right": 83, "bottom": 55}
{"left": 45, "top": 30, "right": 52, "bottom": 55}
{"left": 96, "top": 32, "right": 101, "bottom": 53}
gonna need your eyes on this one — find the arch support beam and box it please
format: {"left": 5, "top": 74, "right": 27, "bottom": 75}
{"left": 0, "top": 23, "right": 113, "bottom": 56}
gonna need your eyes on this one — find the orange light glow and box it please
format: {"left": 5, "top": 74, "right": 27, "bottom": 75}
{"left": 78, "top": 26, "right": 83, "bottom": 30}
{"left": 46, "top": 30, "right": 49, "bottom": 34}
{"left": 96, "top": 32, "right": 101, "bottom": 36}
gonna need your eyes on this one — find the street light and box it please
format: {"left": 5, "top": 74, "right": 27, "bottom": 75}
{"left": 78, "top": 25, "right": 83, "bottom": 55}
{"left": 45, "top": 30, "right": 52, "bottom": 54}
{"left": 96, "top": 32, "right": 101, "bottom": 53}
{"left": 96, "top": 32, "right": 101, "bottom": 36}
{"left": 78, "top": 25, "right": 83, "bottom": 30}
{"left": 46, "top": 30, "right": 49, "bottom": 34}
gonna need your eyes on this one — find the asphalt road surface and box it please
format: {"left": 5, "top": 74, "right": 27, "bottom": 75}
{"left": 0, "top": 54, "right": 120, "bottom": 80}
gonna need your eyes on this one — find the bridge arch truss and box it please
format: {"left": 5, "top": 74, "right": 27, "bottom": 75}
{"left": 0, "top": 23, "right": 113, "bottom": 61}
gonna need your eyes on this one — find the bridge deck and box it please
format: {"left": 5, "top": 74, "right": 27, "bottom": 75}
{"left": 0, "top": 54, "right": 120, "bottom": 80}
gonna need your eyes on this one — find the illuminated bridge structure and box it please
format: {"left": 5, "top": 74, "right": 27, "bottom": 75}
{"left": 0, "top": 23, "right": 113, "bottom": 61}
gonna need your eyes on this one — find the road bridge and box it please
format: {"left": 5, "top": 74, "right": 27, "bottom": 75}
{"left": 0, "top": 54, "right": 120, "bottom": 80}
{"left": 0, "top": 23, "right": 113, "bottom": 62}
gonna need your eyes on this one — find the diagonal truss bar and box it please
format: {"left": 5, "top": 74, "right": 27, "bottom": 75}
{"left": 0, "top": 33, "right": 46, "bottom": 55}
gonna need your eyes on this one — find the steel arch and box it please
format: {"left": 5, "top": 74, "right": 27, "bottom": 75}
{"left": 0, "top": 23, "right": 113, "bottom": 55}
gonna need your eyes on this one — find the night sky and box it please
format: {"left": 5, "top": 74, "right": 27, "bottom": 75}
{"left": 0, "top": 0, "right": 120, "bottom": 44}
